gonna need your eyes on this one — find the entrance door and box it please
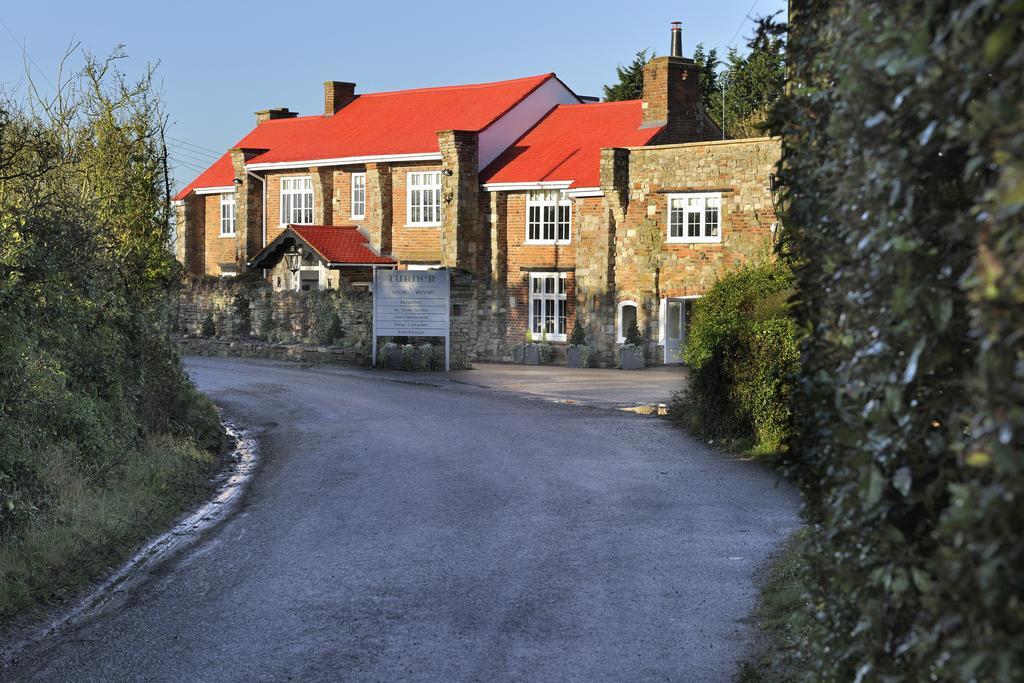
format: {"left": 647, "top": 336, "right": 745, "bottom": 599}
{"left": 663, "top": 298, "right": 686, "bottom": 364}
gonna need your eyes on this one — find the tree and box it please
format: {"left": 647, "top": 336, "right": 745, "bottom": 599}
{"left": 705, "top": 25, "right": 786, "bottom": 138}
{"left": 692, "top": 43, "right": 721, "bottom": 106}
{"left": 602, "top": 49, "right": 650, "bottom": 101}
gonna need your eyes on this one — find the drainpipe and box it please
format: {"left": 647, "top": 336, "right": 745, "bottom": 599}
{"left": 246, "top": 170, "right": 267, "bottom": 276}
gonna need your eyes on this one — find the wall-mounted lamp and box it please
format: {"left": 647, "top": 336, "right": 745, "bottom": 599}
{"left": 441, "top": 169, "right": 453, "bottom": 177}
{"left": 233, "top": 177, "right": 243, "bottom": 185}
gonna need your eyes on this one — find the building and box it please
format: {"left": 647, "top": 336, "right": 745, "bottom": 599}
{"left": 174, "top": 24, "right": 781, "bottom": 366}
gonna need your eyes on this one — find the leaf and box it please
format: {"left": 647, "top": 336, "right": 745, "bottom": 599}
{"left": 902, "top": 338, "right": 926, "bottom": 384}
{"left": 893, "top": 466, "right": 913, "bottom": 496}
{"left": 864, "top": 466, "right": 886, "bottom": 508}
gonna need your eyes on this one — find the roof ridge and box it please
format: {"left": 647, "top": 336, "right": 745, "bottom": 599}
{"left": 356, "top": 73, "right": 553, "bottom": 98}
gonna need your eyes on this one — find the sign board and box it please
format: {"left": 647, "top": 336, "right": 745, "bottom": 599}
{"left": 372, "top": 268, "right": 451, "bottom": 371}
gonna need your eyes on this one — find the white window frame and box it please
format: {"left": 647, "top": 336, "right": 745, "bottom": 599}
{"left": 219, "top": 193, "right": 236, "bottom": 236}
{"left": 528, "top": 272, "right": 568, "bottom": 342}
{"left": 280, "top": 176, "right": 314, "bottom": 225}
{"left": 525, "top": 190, "right": 571, "bottom": 244}
{"left": 405, "top": 263, "right": 441, "bottom": 271}
{"left": 406, "top": 171, "right": 442, "bottom": 227}
{"left": 351, "top": 172, "right": 366, "bottom": 219}
{"left": 666, "top": 192, "right": 722, "bottom": 244}
{"left": 617, "top": 300, "right": 639, "bottom": 344}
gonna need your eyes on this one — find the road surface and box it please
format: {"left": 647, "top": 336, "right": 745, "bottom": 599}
{"left": 4, "top": 356, "right": 801, "bottom": 681}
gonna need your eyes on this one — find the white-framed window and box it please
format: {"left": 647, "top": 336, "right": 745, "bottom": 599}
{"left": 407, "top": 171, "right": 442, "bottom": 226}
{"left": 526, "top": 190, "right": 571, "bottom": 244}
{"left": 405, "top": 263, "right": 441, "bottom": 271}
{"left": 351, "top": 172, "right": 366, "bottom": 219}
{"left": 219, "top": 193, "right": 236, "bottom": 236}
{"left": 667, "top": 192, "right": 722, "bottom": 243}
{"left": 528, "top": 272, "right": 568, "bottom": 341}
{"left": 281, "top": 176, "right": 314, "bottom": 225}
{"left": 617, "top": 301, "right": 639, "bottom": 343}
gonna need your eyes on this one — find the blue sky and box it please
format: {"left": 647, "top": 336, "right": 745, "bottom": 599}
{"left": 0, "top": 0, "right": 786, "bottom": 189}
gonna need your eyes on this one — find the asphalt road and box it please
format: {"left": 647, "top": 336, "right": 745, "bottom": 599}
{"left": 5, "top": 357, "right": 801, "bottom": 682}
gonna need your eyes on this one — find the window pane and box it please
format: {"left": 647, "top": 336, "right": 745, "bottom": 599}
{"left": 558, "top": 300, "right": 566, "bottom": 335}
{"left": 705, "top": 205, "right": 719, "bottom": 237}
{"left": 667, "top": 302, "right": 682, "bottom": 340}
{"left": 532, "top": 299, "right": 541, "bottom": 332}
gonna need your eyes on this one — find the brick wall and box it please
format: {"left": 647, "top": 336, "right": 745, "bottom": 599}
{"left": 605, "top": 136, "right": 782, "bottom": 362}
{"left": 389, "top": 161, "right": 445, "bottom": 263}
{"left": 203, "top": 193, "right": 239, "bottom": 275}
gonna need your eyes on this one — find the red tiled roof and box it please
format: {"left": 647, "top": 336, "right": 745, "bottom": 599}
{"left": 175, "top": 74, "right": 560, "bottom": 200}
{"left": 480, "top": 100, "right": 663, "bottom": 188}
{"left": 291, "top": 225, "right": 396, "bottom": 265}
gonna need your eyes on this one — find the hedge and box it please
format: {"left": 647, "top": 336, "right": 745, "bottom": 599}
{"left": 670, "top": 259, "right": 799, "bottom": 454}
{"left": 775, "top": 0, "right": 1024, "bottom": 679}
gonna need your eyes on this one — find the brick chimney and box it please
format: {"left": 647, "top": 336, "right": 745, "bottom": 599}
{"left": 254, "top": 108, "right": 298, "bottom": 125}
{"left": 324, "top": 81, "right": 356, "bottom": 115}
{"left": 641, "top": 22, "right": 706, "bottom": 143}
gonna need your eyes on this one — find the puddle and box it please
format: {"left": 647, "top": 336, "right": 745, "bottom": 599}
{"left": 2, "top": 420, "right": 257, "bottom": 663}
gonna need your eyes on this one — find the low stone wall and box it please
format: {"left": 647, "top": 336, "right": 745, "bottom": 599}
{"left": 175, "top": 337, "right": 368, "bottom": 365}
{"left": 175, "top": 274, "right": 478, "bottom": 370}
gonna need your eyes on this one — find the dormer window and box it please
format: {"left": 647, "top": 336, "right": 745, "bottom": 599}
{"left": 526, "top": 190, "right": 571, "bottom": 244}
{"left": 281, "top": 176, "right": 314, "bottom": 225}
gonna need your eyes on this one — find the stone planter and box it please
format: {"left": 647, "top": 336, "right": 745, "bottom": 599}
{"left": 619, "top": 345, "right": 645, "bottom": 370}
{"left": 566, "top": 345, "right": 593, "bottom": 368}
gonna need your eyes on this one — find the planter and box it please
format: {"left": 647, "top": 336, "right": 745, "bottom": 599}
{"left": 566, "top": 345, "right": 593, "bottom": 368}
{"left": 512, "top": 344, "right": 551, "bottom": 365}
{"left": 381, "top": 344, "right": 436, "bottom": 370}
{"left": 619, "top": 345, "right": 645, "bottom": 370}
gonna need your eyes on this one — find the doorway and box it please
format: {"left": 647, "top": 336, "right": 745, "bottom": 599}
{"left": 662, "top": 297, "right": 697, "bottom": 364}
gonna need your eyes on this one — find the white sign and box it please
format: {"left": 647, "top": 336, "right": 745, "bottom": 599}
{"left": 372, "top": 268, "right": 451, "bottom": 370}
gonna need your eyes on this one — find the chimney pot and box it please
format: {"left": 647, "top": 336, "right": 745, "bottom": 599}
{"left": 670, "top": 21, "right": 683, "bottom": 57}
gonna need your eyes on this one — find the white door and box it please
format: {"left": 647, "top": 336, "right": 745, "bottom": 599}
{"left": 663, "top": 298, "right": 686, "bottom": 364}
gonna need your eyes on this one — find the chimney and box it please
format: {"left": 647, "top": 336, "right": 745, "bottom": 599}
{"left": 670, "top": 21, "right": 682, "bottom": 57}
{"left": 324, "top": 81, "right": 356, "bottom": 115}
{"left": 640, "top": 22, "right": 705, "bottom": 143}
{"left": 255, "top": 108, "right": 298, "bottom": 125}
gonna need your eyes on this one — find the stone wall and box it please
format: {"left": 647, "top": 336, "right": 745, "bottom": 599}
{"left": 175, "top": 272, "right": 478, "bottom": 370}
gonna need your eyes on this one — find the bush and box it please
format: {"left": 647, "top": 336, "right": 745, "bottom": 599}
{"left": 233, "top": 294, "right": 251, "bottom": 337}
{"left": 671, "top": 260, "right": 799, "bottom": 453}
{"left": 569, "top": 318, "right": 587, "bottom": 346}
{"left": 200, "top": 311, "right": 216, "bottom": 338}
{"left": 768, "top": 1, "right": 1024, "bottom": 679}
{"left": 309, "top": 293, "right": 343, "bottom": 345}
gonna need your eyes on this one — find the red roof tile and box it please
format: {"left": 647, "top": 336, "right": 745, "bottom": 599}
{"left": 480, "top": 100, "right": 663, "bottom": 188}
{"left": 291, "top": 225, "right": 396, "bottom": 265}
{"left": 175, "top": 74, "right": 559, "bottom": 200}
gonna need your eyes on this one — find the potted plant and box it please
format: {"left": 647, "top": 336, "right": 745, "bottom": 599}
{"left": 566, "top": 318, "right": 593, "bottom": 368}
{"left": 512, "top": 328, "right": 555, "bottom": 365}
{"left": 619, "top": 319, "right": 645, "bottom": 370}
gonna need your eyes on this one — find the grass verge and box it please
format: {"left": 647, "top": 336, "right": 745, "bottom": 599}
{"left": 0, "top": 433, "right": 221, "bottom": 625}
{"left": 735, "top": 531, "right": 818, "bottom": 682}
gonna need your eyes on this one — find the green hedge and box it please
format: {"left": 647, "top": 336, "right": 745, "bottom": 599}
{"left": 774, "top": 0, "right": 1024, "bottom": 679}
{"left": 670, "top": 260, "right": 799, "bottom": 454}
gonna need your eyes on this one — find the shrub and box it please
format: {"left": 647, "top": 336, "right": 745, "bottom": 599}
{"left": 200, "top": 311, "right": 216, "bottom": 338}
{"left": 671, "top": 260, "right": 799, "bottom": 452}
{"left": 569, "top": 319, "right": 587, "bottom": 346}
{"left": 417, "top": 343, "right": 435, "bottom": 370}
{"left": 623, "top": 318, "right": 643, "bottom": 347}
{"left": 768, "top": 1, "right": 1024, "bottom": 679}
{"left": 233, "top": 294, "right": 251, "bottom": 337}
{"left": 309, "top": 293, "right": 343, "bottom": 345}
